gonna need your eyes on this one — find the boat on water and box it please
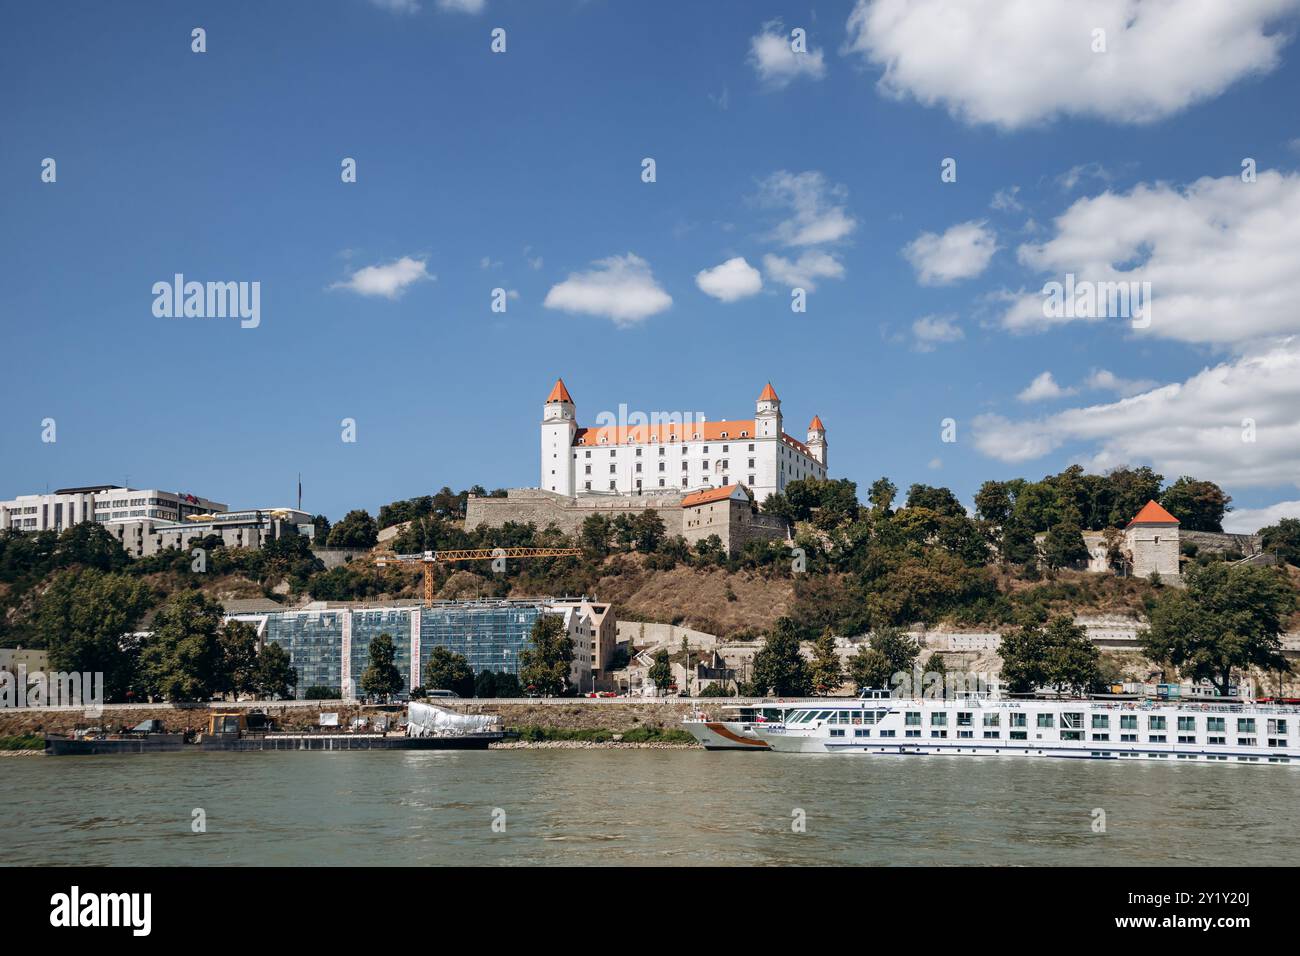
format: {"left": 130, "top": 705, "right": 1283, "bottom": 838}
{"left": 741, "top": 692, "right": 1300, "bottom": 764}
{"left": 44, "top": 702, "right": 503, "bottom": 755}
{"left": 682, "top": 700, "right": 813, "bottom": 750}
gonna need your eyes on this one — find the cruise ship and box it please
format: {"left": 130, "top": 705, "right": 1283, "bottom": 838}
{"left": 682, "top": 700, "right": 810, "bottom": 750}
{"left": 741, "top": 694, "right": 1300, "bottom": 764}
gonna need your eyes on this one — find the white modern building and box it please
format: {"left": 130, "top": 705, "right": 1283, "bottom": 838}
{"left": 0, "top": 485, "right": 226, "bottom": 533}
{"left": 541, "top": 379, "right": 827, "bottom": 504}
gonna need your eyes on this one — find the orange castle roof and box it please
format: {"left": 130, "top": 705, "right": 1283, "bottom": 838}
{"left": 546, "top": 378, "right": 573, "bottom": 403}
{"left": 809, "top": 415, "right": 825, "bottom": 431}
{"left": 1126, "top": 500, "right": 1179, "bottom": 527}
{"left": 681, "top": 484, "right": 746, "bottom": 508}
{"left": 758, "top": 382, "right": 779, "bottom": 402}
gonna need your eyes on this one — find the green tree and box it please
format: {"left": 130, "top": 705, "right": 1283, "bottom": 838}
{"left": 1042, "top": 521, "right": 1089, "bottom": 570}
{"left": 423, "top": 645, "right": 474, "bottom": 697}
{"left": 493, "top": 672, "right": 522, "bottom": 698}
{"left": 473, "top": 669, "right": 498, "bottom": 698}
{"left": 1142, "top": 563, "right": 1294, "bottom": 696}
{"left": 311, "top": 514, "right": 331, "bottom": 541}
{"left": 808, "top": 628, "right": 843, "bottom": 694}
{"left": 867, "top": 477, "right": 897, "bottom": 514}
{"left": 579, "top": 514, "right": 613, "bottom": 557}
{"left": 648, "top": 649, "right": 673, "bottom": 692}
{"left": 1104, "top": 466, "right": 1164, "bottom": 527}
{"left": 1000, "top": 615, "right": 1101, "bottom": 697}
{"left": 359, "top": 632, "right": 404, "bottom": 701}
{"left": 1159, "top": 477, "right": 1231, "bottom": 532}
{"left": 518, "top": 613, "right": 574, "bottom": 697}
{"left": 253, "top": 642, "right": 297, "bottom": 700}
{"left": 633, "top": 510, "right": 667, "bottom": 552}
{"left": 847, "top": 646, "right": 892, "bottom": 692}
{"left": 216, "top": 619, "right": 260, "bottom": 700}
{"left": 1260, "top": 517, "right": 1300, "bottom": 567}
{"left": 750, "top": 618, "right": 809, "bottom": 696}
{"left": 871, "top": 626, "right": 920, "bottom": 677}
{"left": 326, "top": 509, "right": 378, "bottom": 548}
{"left": 53, "top": 521, "right": 131, "bottom": 571}
{"left": 973, "top": 480, "right": 1014, "bottom": 525}
{"left": 904, "top": 484, "right": 966, "bottom": 520}
{"left": 37, "top": 569, "right": 154, "bottom": 702}
{"left": 140, "top": 590, "right": 226, "bottom": 702}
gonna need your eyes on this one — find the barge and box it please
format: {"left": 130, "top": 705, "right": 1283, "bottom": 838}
{"left": 44, "top": 703, "right": 503, "bottom": 755}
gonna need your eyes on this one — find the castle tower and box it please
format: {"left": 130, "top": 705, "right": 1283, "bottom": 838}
{"left": 1124, "top": 500, "right": 1180, "bottom": 581}
{"left": 807, "top": 415, "right": 827, "bottom": 468}
{"left": 541, "top": 378, "right": 576, "bottom": 496}
{"left": 755, "top": 382, "right": 782, "bottom": 439}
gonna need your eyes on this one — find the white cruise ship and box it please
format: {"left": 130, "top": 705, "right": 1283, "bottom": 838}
{"left": 682, "top": 701, "right": 811, "bottom": 750}
{"left": 745, "top": 694, "right": 1300, "bottom": 764}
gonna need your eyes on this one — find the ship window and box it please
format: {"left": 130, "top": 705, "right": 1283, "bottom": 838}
{"left": 1092, "top": 714, "right": 1109, "bottom": 729}
{"left": 1238, "top": 718, "right": 1256, "bottom": 733}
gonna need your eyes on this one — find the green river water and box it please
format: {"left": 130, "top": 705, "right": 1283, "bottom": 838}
{"left": 4, "top": 749, "right": 1297, "bottom": 865}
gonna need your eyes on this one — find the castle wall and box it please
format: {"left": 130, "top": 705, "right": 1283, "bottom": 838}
{"left": 1126, "top": 524, "right": 1180, "bottom": 579}
{"left": 465, "top": 488, "right": 787, "bottom": 555}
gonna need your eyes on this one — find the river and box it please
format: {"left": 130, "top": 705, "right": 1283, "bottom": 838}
{"left": 5, "top": 750, "right": 1297, "bottom": 866}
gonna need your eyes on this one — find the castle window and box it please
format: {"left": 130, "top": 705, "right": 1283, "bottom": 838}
{"left": 682, "top": 478, "right": 688, "bottom": 487}
{"left": 609, "top": 481, "right": 616, "bottom": 491}
{"left": 748, "top": 475, "right": 754, "bottom": 485}
{"left": 702, "top": 446, "right": 709, "bottom": 453}
{"left": 659, "top": 479, "right": 665, "bottom": 487}
{"left": 721, "top": 433, "right": 728, "bottom": 439}
{"left": 635, "top": 448, "right": 642, "bottom": 457}
{"left": 748, "top": 444, "right": 754, "bottom": 451}
{"left": 741, "top": 432, "right": 748, "bottom": 438}
{"left": 585, "top": 450, "right": 591, "bottom": 458}
{"left": 609, "top": 464, "right": 616, "bottom": 474}
{"left": 722, "top": 445, "right": 729, "bottom": 452}
{"left": 659, "top": 447, "right": 665, "bottom": 456}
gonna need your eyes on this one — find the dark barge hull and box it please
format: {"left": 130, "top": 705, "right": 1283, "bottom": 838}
{"left": 44, "top": 733, "right": 503, "bottom": 755}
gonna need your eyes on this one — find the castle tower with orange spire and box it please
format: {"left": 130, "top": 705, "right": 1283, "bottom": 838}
{"left": 541, "top": 378, "right": 577, "bottom": 495}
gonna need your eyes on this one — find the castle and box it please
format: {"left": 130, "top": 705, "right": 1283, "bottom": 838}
{"left": 540, "top": 379, "right": 826, "bottom": 503}
{"left": 468, "top": 379, "right": 820, "bottom": 554}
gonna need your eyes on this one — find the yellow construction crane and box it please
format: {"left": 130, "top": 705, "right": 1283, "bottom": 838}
{"left": 374, "top": 548, "right": 582, "bottom": 606}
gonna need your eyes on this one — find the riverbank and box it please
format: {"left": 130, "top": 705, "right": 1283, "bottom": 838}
{"left": 0, "top": 698, "right": 708, "bottom": 738}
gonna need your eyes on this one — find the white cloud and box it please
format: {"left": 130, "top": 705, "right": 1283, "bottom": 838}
{"left": 436, "top": 0, "right": 485, "bottom": 12}
{"left": 1224, "top": 500, "right": 1300, "bottom": 534}
{"left": 990, "top": 186, "right": 1022, "bottom": 212}
{"left": 749, "top": 21, "right": 827, "bottom": 88}
{"left": 331, "top": 256, "right": 433, "bottom": 299}
{"left": 762, "top": 251, "right": 845, "bottom": 290}
{"left": 757, "top": 170, "right": 857, "bottom": 247}
{"left": 972, "top": 340, "right": 1300, "bottom": 490}
{"left": 1084, "top": 368, "right": 1157, "bottom": 397}
{"left": 695, "top": 257, "right": 763, "bottom": 302}
{"left": 911, "top": 314, "right": 964, "bottom": 352}
{"left": 1001, "top": 171, "right": 1300, "bottom": 345}
{"left": 903, "top": 220, "right": 997, "bottom": 285}
{"left": 542, "top": 253, "right": 672, "bottom": 327}
{"left": 1017, "top": 371, "right": 1076, "bottom": 403}
{"left": 844, "top": 0, "right": 1300, "bottom": 129}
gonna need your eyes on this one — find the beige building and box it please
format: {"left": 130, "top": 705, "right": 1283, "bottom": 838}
{"left": 0, "top": 646, "right": 49, "bottom": 675}
{"left": 550, "top": 597, "right": 618, "bottom": 691}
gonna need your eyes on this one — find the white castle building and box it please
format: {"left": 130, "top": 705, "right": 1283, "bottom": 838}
{"left": 540, "top": 379, "right": 826, "bottom": 504}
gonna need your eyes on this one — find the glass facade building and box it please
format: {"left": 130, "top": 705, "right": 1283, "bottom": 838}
{"left": 350, "top": 607, "right": 416, "bottom": 699}
{"left": 264, "top": 611, "right": 345, "bottom": 698}
{"left": 418, "top": 602, "right": 547, "bottom": 679}
{"left": 254, "top": 601, "right": 557, "bottom": 699}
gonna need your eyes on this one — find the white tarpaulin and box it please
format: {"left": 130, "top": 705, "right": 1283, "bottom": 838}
{"left": 406, "top": 702, "right": 497, "bottom": 737}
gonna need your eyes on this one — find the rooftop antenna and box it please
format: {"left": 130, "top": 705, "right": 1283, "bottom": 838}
{"left": 297, "top": 473, "right": 302, "bottom": 511}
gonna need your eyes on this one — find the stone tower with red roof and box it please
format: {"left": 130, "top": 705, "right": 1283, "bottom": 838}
{"left": 1124, "top": 500, "right": 1180, "bottom": 580}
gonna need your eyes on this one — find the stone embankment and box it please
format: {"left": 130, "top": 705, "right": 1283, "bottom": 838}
{"left": 0, "top": 698, "right": 709, "bottom": 739}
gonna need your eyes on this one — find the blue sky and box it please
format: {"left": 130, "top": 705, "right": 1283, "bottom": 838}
{"left": 3, "top": 0, "right": 1300, "bottom": 532}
